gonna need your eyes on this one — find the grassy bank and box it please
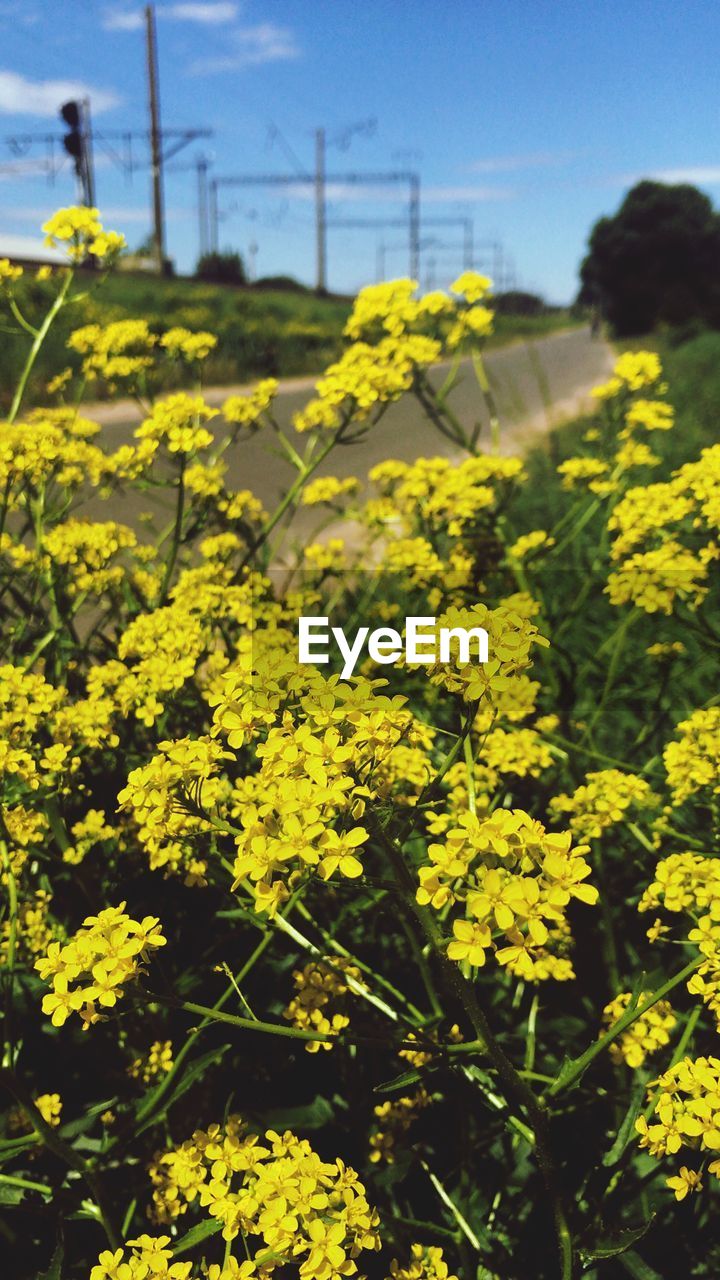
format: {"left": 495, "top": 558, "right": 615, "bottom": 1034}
{"left": 515, "top": 328, "right": 720, "bottom": 531}
{"left": 1, "top": 266, "right": 577, "bottom": 411}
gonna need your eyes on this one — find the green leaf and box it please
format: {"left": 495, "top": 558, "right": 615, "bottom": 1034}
{"left": 619, "top": 1249, "right": 663, "bottom": 1280}
{"left": 135, "top": 1045, "right": 230, "bottom": 1133}
{"left": 580, "top": 1217, "right": 654, "bottom": 1263}
{"left": 37, "top": 1242, "right": 64, "bottom": 1280}
{"left": 172, "top": 1216, "right": 223, "bottom": 1255}
{"left": 259, "top": 1094, "right": 334, "bottom": 1131}
{"left": 602, "top": 1081, "right": 646, "bottom": 1166}
{"left": 548, "top": 1053, "right": 579, "bottom": 1094}
{"left": 59, "top": 1098, "right": 117, "bottom": 1140}
{"left": 0, "top": 1135, "right": 39, "bottom": 1167}
{"left": 373, "top": 1068, "right": 422, "bottom": 1095}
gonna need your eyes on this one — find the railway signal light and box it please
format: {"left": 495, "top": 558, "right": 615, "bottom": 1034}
{"left": 60, "top": 101, "right": 83, "bottom": 176}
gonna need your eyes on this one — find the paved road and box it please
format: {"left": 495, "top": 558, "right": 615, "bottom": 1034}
{"left": 84, "top": 326, "right": 614, "bottom": 539}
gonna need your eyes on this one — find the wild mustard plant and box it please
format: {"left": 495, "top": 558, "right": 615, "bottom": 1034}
{"left": 1, "top": 210, "right": 720, "bottom": 1280}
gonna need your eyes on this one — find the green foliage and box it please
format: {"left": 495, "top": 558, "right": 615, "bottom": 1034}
{"left": 195, "top": 250, "right": 247, "bottom": 285}
{"left": 580, "top": 180, "right": 720, "bottom": 336}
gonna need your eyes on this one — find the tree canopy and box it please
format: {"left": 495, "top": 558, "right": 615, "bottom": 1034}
{"left": 580, "top": 180, "right": 720, "bottom": 335}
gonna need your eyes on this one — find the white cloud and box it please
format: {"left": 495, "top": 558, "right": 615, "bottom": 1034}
{"left": 103, "top": 10, "right": 144, "bottom": 30}
{"left": 0, "top": 71, "right": 119, "bottom": 117}
{"left": 422, "top": 184, "right": 515, "bottom": 203}
{"left": 646, "top": 166, "right": 720, "bottom": 186}
{"left": 0, "top": 231, "right": 65, "bottom": 261}
{"left": 104, "top": 3, "right": 238, "bottom": 31}
{"left": 466, "top": 150, "right": 577, "bottom": 175}
{"left": 166, "top": 3, "right": 238, "bottom": 21}
{"left": 191, "top": 22, "right": 300, "bottom": 72}
{"left": 260, "top": 181, "right": 513, "bottom": 205}
{"left": 604, "top": 166, "right": 720, "bottom": 191}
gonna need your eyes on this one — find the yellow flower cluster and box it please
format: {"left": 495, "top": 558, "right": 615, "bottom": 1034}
{"left": 149, "top": 1116, "right": 381, "bottom": 1276}
{"left": 283, "top": 958, "right": 362, "bottom": 1052}
{"left": 581, "top": 355, "right": 720, "bottom": 616}
{"left": 0, "top": 664, "right": 65, "bottom": 788}
{"left": 639, "top": 851, "right": 720, "bottom": 1027}
{"left": 295, "top": 274, "right": 495, "bottom": 432}
{"left": 91, "top": 1236, "right": 195, "bottom": 1280}
{"left": 370, "top": 454, "right": 524, "bottom": 539}
{"left": 160, "top": 327, "right": 217, "bottom": 361}
{"left": 508, "top": 529, "right": 555, "bottom": 561}
{"left": 88, "top": 602, "right": 208, "bottom": 726}
{"left": 118, "top": 736, "right": 231, "bottom": 884}
{"left": 637, "top": 1056, "right": 720, "bottom": 1198}
{"left": 43, "top": 518, "right": 137, "bottom": 596}
{"left": 549, "top": 769, "right": 658, "bottom": 841}
{"left": 388, "top": 1245, "right": 458, "bottom": 1280}
{"left": 0, "top": 409, "right": 109, "bottom": 497}
{"left": 129, "top": 1040, "right": 174, "bottom": 1083}
{"left": 0, "top": 257, "right": 23, "bottom": 284}
{"left": 424, "top": 602, "right": 548, "bottom": 705}
{"left": 35, "top": 904, "right": 166, "bottom": 1028}
{"left": 209, "top": 643, "right": 427, "bottom": 912}
{"left": 301, "top": 475, "right": 360, "bottom": 506}
{"left": 606, "top": 540, "right": 714, "bottom": 614}
{"left": 36, "top": 1092, "right": 63, "bottom": 1128}
{"left": 369, "top": 1088, "right": 431, "bottom": 1164}
{"left": 223, "top": 378, "right": 279, "bottom": 428}
{"left": 601, "top": 991, "right": 675, "bottom": 1068}
{"left": 592, "top": 351, "right": 662, "bottom": 400}
{"left": 418, "top": 807, "right": 597, "bottom": 979}
{"left": 663, "top": 706, "right": 720, "bottom": 805}
{"left": 68, "top": 319, "right": 156, "bottom": 382}
{"left": 42, "top": 206, "right": 126, "bottom": 262}
{"left": 136, "top": 393, "right": 217, "bottom": 455}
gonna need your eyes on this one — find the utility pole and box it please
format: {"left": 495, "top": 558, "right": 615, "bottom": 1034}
{"left": 409, "top": 173, "right": 420, "bottom": 279}
{"left": 196, "top": 154, "right": 209, "bottom": 259}
{"left": 81, "top": 99, "right": 95, "bottom": 206}
{"left": 210, "top": 178, "right": 220, "bottom": 253}
{"left": 315, "top": 127, "right": 327, "bottom": 292}
{"left": 463, "top": 218, "right": 473, "bottom": 270}
{"left": 248, "top": 240, "right": 258, "bottom": 282}
{"left": 376, "top": 239, "right": 385, "bottom": 282}
{"left": 211, "top": 169, "right": 420, "bottom": 281}
{"left": 145, "top": 3, "right": 165, "bottom": 273}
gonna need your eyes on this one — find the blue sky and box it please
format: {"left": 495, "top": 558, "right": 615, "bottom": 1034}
{"left": 1, "top": 0, "right": 720, "bottom": 300}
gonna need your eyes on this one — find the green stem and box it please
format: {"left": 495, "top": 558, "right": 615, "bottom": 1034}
{"left": 239, "top": 428, "right": 340, "bottom": 570}
{"left": 8, "top": 270, "right": 73, "bottom": 424}
{"left": 422, "top": 1159, "right": 483, "bottom": 1252}
{"left": 158, "top": 455, "right": 186, "bottom": 604}
{"left": 0, "top": 1171, "right": 52, "bottom": 1196}
{"left": 471, "top": 350, "right": 501, "bottom": 453}
{"left": 0, "top": 1069, "right": 120, "bottom": 1249}
{"left": 377, "top": 823, "right": 576, "bottom": 1278}
{"left": 546, "top": 956, "right": 702, "bottom": 1100}
{"left": 154, "top": 993, "right": 418, "bottom": 1051}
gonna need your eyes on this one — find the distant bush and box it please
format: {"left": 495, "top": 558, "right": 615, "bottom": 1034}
{"left": 253, "top": 273, "right": 310, "bottom": 293}
{"left": 196, "top": 250, "right": 246, "bottom": 285}
{"left": 494, "top": 289, "right": 549, "bottom": 316}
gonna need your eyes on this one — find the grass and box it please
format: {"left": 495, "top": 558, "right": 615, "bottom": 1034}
{"left": 516, "top": 327, "right": 720, "bottom": 532}
{"left": 1, "top": 267, "right": 578, "bottom": 411}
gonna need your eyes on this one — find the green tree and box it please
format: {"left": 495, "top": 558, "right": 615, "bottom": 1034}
{"left": 196, "top": 250, "right": 246, "bottom": 285}
{"left": 580, "top": 180, "right": 720, "bottom": 335}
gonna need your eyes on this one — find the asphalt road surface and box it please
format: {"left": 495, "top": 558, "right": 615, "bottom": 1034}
{"left": 84, "top": 326, "right": 615, "bottom": 542}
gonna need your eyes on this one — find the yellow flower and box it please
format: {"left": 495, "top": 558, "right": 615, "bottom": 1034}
{"left": 450, "top": 270, "right": 492, "bottom": 303}
{"left": 42, "top": 206, "right": 125, "bottom": 262}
